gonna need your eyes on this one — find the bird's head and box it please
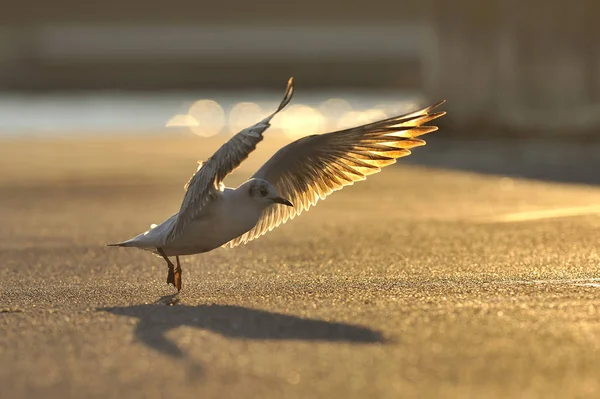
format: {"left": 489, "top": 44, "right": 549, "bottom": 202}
{"left": 245, "top": 178, "right": 293, "bottom": 208}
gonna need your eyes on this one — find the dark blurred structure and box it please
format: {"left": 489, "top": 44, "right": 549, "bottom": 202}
{"left": 426, "top": 0, "right": 600, "bottom": 133}
{"left": 0, "top": 0, "right": 424, "bottom": 91}
{"left": 1, "top": 0, "right": 599, "bottom": 132}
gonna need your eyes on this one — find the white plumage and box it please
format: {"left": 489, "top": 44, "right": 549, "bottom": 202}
{"left": 108, "top": 77, "right": 446, "bottom": 291}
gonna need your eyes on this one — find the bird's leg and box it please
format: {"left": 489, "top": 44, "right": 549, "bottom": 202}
{"left": 157, "top": 248, "right": 176, "bottom": 289}
{"left": 174, "top": 256, "right": 182, "bottom": 292}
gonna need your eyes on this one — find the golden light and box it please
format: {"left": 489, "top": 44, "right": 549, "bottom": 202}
{"left": 362, "top": 108, "right": 388, "bottom": 122}
{"left": 336, "top": 111, "right": 362, "bottom": 130}
{"left": 480, "top": 205, "right": 600, "bottom": 223}
{"left": 319, "top": 98, "right": 353, "bottom": 129}
{"left": 165, "top": 114, "right": 199, "bottom": 128}
{"left": 276, "top": 104, "right": 326, "bottom": 139}
{"left": 187, "top": 99, "right": 225, "bottom": 137}
{"left": 374, "top": 101, "right": 419, "bottom": 115}
{"left": 336, "top": 108, "right": 388, "bottom": 130}
{"left": 228, "top": 102, "right": 266, "bottom": 134}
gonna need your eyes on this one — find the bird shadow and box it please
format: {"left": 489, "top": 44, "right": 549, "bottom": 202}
{"left": 98, "top": 296, "right": 385, "bottom": 360}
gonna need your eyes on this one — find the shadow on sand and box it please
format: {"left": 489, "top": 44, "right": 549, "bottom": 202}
{"left": 405, "top": 136, "right": 600, "bottom": 186}
{"left": 98, "top": 296, "right": 384, "bottom": 359}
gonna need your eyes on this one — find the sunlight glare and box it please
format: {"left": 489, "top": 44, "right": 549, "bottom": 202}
{"left": 479, "top": 205, "right": 600, "bottom": 223}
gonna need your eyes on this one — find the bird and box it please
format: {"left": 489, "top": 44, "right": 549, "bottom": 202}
{"left": 108, "top": 77, "right": 446, "bottom": 292}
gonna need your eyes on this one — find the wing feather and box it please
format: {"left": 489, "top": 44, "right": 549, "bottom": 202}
{"left": 225, "top": 101, "right": 446, "bottom": 248}
{"left": 166, "top": 77, "right": 294, "bottom": 242}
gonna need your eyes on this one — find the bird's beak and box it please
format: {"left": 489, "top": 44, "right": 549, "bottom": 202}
{"left": 272, "top": 197, "right": 293, "bottom": 207}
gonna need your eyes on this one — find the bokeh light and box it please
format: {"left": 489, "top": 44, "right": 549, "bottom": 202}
{"left": 276, "top": 104, "right": 326, "bottom": 139}
{"left": 187, "top": 99, "right": 225, "bottom": 137}
{"left": 165, "top": 97, "right": 413, "bottom": 137}
{"left": 165, "top": 114, "right": 199, "bottom": 128}
{"left": 336, "top": 108, "right": 388, "bottom": 130}
{"left": 319, "top": 98, "right": 353, "bottom": 129}
{"left": 228, "top": 102, "right": 267, "bottom": 134}
{"left": 374, "top": 101, "right": 419, "bottom": 116}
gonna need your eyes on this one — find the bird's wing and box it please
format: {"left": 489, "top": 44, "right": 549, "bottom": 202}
{"left": 225, "top": 100, "right": 446, "bottom": 248}
{"left": 166, "top": 77, "right": 295, "bottom": 241}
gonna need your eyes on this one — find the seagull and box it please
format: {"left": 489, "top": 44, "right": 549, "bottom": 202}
{"left": 108, "top": 77, "right": 446, "bottom": 292}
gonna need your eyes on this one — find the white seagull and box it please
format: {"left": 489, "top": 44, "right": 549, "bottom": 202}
{"left": 108, "top": 78, "right": 446, "bottom": 291}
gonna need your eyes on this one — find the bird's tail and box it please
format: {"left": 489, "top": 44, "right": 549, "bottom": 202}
{"left": 106, "top": 240, "right": 136, "bottom": 248}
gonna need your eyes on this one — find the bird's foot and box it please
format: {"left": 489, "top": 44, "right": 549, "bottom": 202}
{"left": 166, "top": 264, "right": 182, "bottom": 292}
{"left": 166, "top": 264, "right": 175, "bottom": 287}
{"left": 159, "top": 248, "right": 181, "bottom": 292}
{"left": 173, "top": 264, "right": 182, "bottom": 292}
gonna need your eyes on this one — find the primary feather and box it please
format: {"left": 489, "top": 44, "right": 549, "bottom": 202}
{"left": 166, "top": 77, "right": 294, "bottom": 242}
{"left": 225, "top": 100, "right": 446, "bottom": 247}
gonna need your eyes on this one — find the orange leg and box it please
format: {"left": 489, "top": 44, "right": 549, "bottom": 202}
{"left": 157, "top": 248, "right": 179, "bottom": 291}
{"left": 174, "top": 256, "right": 182, "bottom": 292}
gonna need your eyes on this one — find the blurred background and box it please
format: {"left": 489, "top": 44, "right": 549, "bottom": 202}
{"left": 4, "top": 3, "right": 600, "bottom": 397}
{"left": 1, "top": 0, "right": 599, "bottom": 182}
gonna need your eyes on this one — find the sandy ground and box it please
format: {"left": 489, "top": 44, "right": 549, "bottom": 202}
{"left": 1, "top": 135, "right": 600, "bottom": 399}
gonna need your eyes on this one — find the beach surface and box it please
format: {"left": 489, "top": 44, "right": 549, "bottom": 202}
{"left": 2, "top": 135, "right": 600, "bottom": 399}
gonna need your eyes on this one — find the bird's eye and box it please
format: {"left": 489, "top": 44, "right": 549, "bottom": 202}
{"left": 259, "top": 188, "right": 268, "bottom": 197}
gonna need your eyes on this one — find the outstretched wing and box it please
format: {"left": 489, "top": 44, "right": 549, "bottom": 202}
{"left": 166, "top": 77, "right": 295, "bottom": 242}
{"left": 225, "top": 100, "right": 446, "bottom": 248}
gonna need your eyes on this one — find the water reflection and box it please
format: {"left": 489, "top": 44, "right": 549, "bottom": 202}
{"left": 0, "top": 91, "right": 419, "bottom": 135}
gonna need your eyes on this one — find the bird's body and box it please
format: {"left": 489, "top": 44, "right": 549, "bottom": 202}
{"left": 108, "top": 77, "right": 446, "bottom": 292}
{"left": 114, "top": 184, "right": 265, "bottom": 256}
